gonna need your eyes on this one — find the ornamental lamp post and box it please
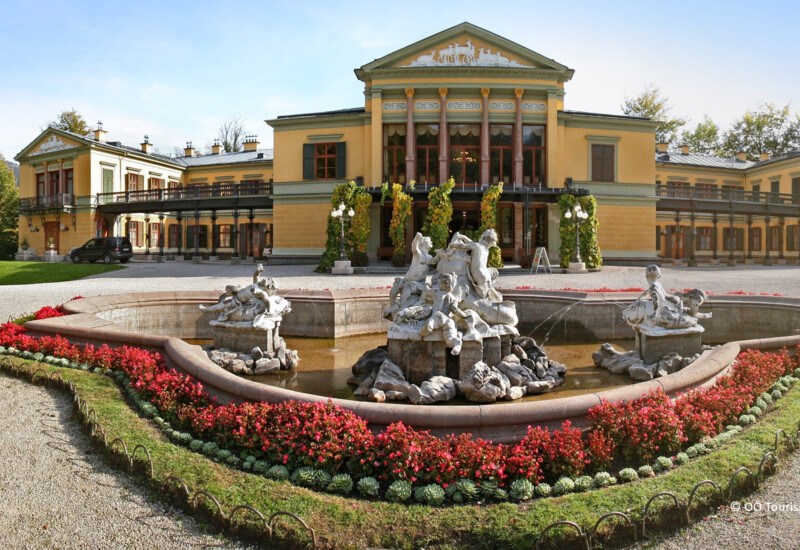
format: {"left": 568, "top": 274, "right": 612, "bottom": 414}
{"left": 331, "top": 202, "right": 355, "bottom": 261}
{"left": 563, "top": 203, "right": 589, "bottom": 264}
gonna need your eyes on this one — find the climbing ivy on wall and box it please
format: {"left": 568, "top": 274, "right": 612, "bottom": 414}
{"left": 558, "top": 194, "right": 602, "bottom": 268}
{"left": 316, "top": 181, "right": 371, "bottom": 272}
{"left": 383, "top": 182, "right": 413, "bottom": 267}
{"left": 421, "top": 176, "right": 455, "bottom": 252}
{"left": 478, "top": 182, "right": 504, "bottom": 268}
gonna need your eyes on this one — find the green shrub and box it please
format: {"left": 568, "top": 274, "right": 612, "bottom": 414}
{"left": 266, "top": 465, "right": 289, "bottom": 481}
{"left": 327, "top": 474, "right": 353, "bottom": 495}
{"left": 357, "top": 477, "right": 380, "bottom": 498}
{"left": 618, "top": 468, "right": 638, "bottom": 482}
{"left": 189, "top": 439, "right": 204, "bottom": 451}
{"left": 414, "top": 484, "right": 445, "bottom": 506}
{"left": 477, "top": 480, "right": 507, "bottom": 501}
{"left": 201, "top": 441, "right": 218, "bottom": 456}
{"left": 654, "top": 457, "right": 674, "bottom": 472}
{"left": 290, "top": 466, "right": 316, "bottom": 488}
{"left": 738, "top": 414, "right": 756, "bottom": 426}
{"left": 593, "top": 472, "right": 616, "bottom": 487}
{"left": 574, "top": 476, "right": 593, "bottom": 492}
{"left": 638, "top": 465, "right": 654, "bottom": 478}
{"left": 450, "top": 479, "right": 478, "bottom": 503}
{"left": 771, "top": 389, "right": 783, "bottom": 401}
{"left": 386, "top": 480, "right": 413, "bottom": 503}
{"left": 509, "top": 479, "right": 535, "bottom": 501}
{"left": 761, "top": 392, "right": 773, "bottom": 405}
{"left": 673, "top": 452, "right": 690, "bottom": 465}
{"left": 534, "top": 483, "right": 552, "bottom": 497}
{"left": 553, "top": 477, "right": 575, "bottom": 495}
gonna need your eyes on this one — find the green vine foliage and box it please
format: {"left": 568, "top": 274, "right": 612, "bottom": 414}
{"left": 557, "top": 194, "right": 602, "bottom": 268}
{"left": 421, "top": 177, "right": 455, "bottom": 252}
{"left": 479, "top": 182, "right": 504, "bottom": 268}
{"left": 316, "top": 181, "right": 370, "bottom": 272}
{"left": 347, "top": 191, "right": 372, "bottom": 266}
{"left": 388, "top": 183, "right": 413, "bottom": 266}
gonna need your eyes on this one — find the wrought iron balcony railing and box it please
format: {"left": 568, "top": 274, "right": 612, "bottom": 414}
{"left": 656, "top": 183, "right": 800, "bottom": 205}
{"left": 97, "top": 181, "right": 273, "bottom": 205}
{"left": 19, "top": 193, "right": 75, "bottom": 210}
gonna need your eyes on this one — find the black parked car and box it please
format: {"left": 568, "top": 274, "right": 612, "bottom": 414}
{"left": 70, "top": 237, "right": 133, "bottom": 264}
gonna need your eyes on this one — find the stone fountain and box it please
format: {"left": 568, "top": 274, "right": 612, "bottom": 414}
{"left": 350, "top": 230, "right": 567, "bottom": 404}
{"left": 593, "top": 264, "right": 712, "bottom": 380}
{"left": 200, "top": 264, "right": 299, "bottom": 375}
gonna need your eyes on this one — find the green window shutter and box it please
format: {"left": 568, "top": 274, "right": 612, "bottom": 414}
{"left": 336, "top": 142, "right": 347, "bottom": 179}
{"left": 302, "top": 143, "right": 314, "bottom": 180}
{"left": 736, "top": 227, "right": 744, "bottom": 251}
{"left": 712, "top": 227, "right": 717, "bottom": 251}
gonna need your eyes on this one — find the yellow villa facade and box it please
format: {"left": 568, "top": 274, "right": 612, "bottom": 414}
{"left": 14, "top": 23, "right": 800, "bottom": 265}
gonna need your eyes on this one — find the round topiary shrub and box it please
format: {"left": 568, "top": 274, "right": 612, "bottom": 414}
{"left": 738, "top": 414, "right": 756, "bottom": 426}
{"left": 534, "top": 483, "right": 552, "bottom": 497}
{"left": 638, "top": 465, "right": 654, "bottom": 478}
{"left": 574, "top": 476, "right": 593, "bottom": 492}
{"left": 654, "top": 456, "right": 674, "bottom": 472}
{"left": 618, "top": 468, "right": 638, "bottom": 482}
{"left": 761, "top": 392, "right": 773, "bottom": 405}
{"left": 201, "top": 441, "right": 218, "bottom": 456}
{"left": 216, "top": 449, "right": 232, "bottom": 461}
{"left": 593, "top": 472, "right": 616, "bottom": 487}
{"left": 749, "top": 405, "right": 763, "bottom": 416}
{"left": 386, "top": 480, "right": 413, "bottom": 503}
{"left": 771, "top": 389, "right": 783, "bottom": 401}
{"left": 509, "top": 478, "right": 535, "bottom": 501}
{"left": 754, "top": 397, "right": 767, "bottom": 410}
{"left": 357, "top": 477, "right": 380, "bottom": 498}
{"left": 327, "top": 473, "right": 354, "bottom": 495}
{"left": 414, "top": 484, "right": 445, "bottom": 506}
{"left": 673, "top": 452, "right": 690, "bottom": 466}
{"left": 794, "top": 367, "right": 800, "bottom": 379}
{"left": 553, "top": 477, "right": 575, "bottom": 495}
{"left": 189, "top": 439, "right": 204, "bottom": 451}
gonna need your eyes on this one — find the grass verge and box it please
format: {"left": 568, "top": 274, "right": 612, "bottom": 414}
{"left": 0, "top": 261, "right": 123, "bottom": 285}
{"left": 4, "top": 358, "right": 799, "bottom": 550}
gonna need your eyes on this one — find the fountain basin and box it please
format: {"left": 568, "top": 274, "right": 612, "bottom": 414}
{"left": 23, "top": 290, "right": 800, "bottom": 442}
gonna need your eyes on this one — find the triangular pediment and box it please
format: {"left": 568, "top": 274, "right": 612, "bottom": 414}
{"left": 17, "top": 128, "right": 89, "bottom": 160}
{"left": 357, "top": 22, "right": 572, "bottom": 77}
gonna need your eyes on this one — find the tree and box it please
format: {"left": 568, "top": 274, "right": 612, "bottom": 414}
{"left": 720, "top": 103, "right": 800, "bottom": 160}
{"left": 216, "top": 117, "right": 247, "bottom": 153}
{"left": 47, "top": 109, "right": 90, "bottom": 135}
{"left": 680, "top": 115, "right": 722, "bottom": 155}
{"left": 621, "top": 85, "right": 687, "bottom": 145}
{"left": 0, "top": 153, "right": 19, "bottom": 260}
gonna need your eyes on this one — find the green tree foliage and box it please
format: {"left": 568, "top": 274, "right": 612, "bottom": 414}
{"left": 558, "top": 194, "right": 601, "bottom": 268}
{"left": 621, "top": 85, "right": 687, "bottom": 145}
{"left": 0, "top": 154, "right": 19, "bottom": 260}
{"left": 478, "top": 183, "right": 503, "bottom": 268}
{"left": 316, "top": 181, "right": 370, "bottom": 271}
{"left": 679, "top": 115, "right": 722, "bottom": 155}
{"left": 47, "top": 109, "right": 90, "bottom": 135}
{"left": 720, "top": 103, "right": 800, "bottom": 160}
{"left": 421, "top": 177, "right": 455, "bottom": 252}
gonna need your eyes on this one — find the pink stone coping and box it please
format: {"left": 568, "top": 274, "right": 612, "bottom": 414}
{"left": 22, "top": 291, "right": 800, "bottom": 443}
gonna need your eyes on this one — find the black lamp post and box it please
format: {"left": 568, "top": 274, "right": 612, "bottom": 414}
{"left": 564, "top": 204, "right": 589, "bottom": 264}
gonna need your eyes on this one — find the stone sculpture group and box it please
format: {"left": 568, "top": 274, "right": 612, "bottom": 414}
{"left": 349, "top": 230, "right": 567, "bottom": 404}
{"left": 201, "top": 264, "right": 299, "bottom": 376}
{"left": 594, "top": 265, "right": 712, "bottom": 380}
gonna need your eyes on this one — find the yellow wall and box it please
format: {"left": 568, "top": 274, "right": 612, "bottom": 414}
{"left": 273, "top": 203, "right": 331, "bottom": 251}
{"left": 272, "top": 124, "right": 366, "bottom": 183}
{"left": 562, "top": 127, "right": 655, "bottom": 184}
{"left": 596, "top": 204, "right": 656, "bottom": 253}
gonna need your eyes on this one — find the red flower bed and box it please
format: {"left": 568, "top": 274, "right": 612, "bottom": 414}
{"left": 1, "top": 310, "right": 797, "bottom": 489}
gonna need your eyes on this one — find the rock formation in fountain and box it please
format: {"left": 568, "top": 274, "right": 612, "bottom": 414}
{"left": 200, "top": 264, "right": 299, "bottom": 376}
{"left": 350, "top": 230, "right": 567, "bottom": 403}
{"left": 595, "top": 264, "right": 712, "bottom": 380}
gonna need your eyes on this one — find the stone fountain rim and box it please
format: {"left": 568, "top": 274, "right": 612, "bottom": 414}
{"left": 22, "top": 289, "right": 800, "bottom": 442}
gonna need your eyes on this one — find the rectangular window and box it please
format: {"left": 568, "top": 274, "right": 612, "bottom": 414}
{"left": 149, "top": 223, "right": 160, "bottom": 247}
{"left": 383, "top": 124, "right": 406, "bottom": 184}
{"left": 770, "top": 180, "right": 780, "bottom": 200}
{"left": 722, "top": 185, "right": 743, "bottom": 201}
{"left": 186, "top": 225, "right": 208, "bottom": 249}
{"left": 37, "top": 173, "right": 45, "bottom": 197}
{"left": 792, "top": 177, "right": 800, "bottom": 203}
{"left": 750, "top": 227, "right": 762, "bottom": 251}
{"left": 666, "top": 181, "right": 691, "bottom": 198}
{"left": 64, "top": 169, "right": 73, "bottom": 195}
{"left": 168, "top": 225, "right": 179, "bottom": 248}
{"left": 149, "top": 177, "right": 163, "bottom": 190}
{"left": 126, "top": 173, "right": 140, "bottom": 193}
{"left": 723, "top": 227, "right": 744, "bottom": 251}
{"left": 315, "top": 143, "right": 337, "bottom": 179}
{"left": 769, "top": 225, "right": 781, "bottom": 251}
{"left": 522, "top": 125, "right": 546, "bottom": 186}
{"left": 416, "top": 123, "right": 439, "bottom": 185}
{"left": 449, "top": 124, "right": 480, "bottom": 185}
{"left": 696, "top": 227, "right": 712, "bottom": 250}
{"left": 591, "top": 144, "right": 614, "bottom": 182}
{"left": 490, "top": 124, "right": 513, "bottom": 185}
{"left": 102, "top": 168, "right": 114, "bottom": 194}
{"left": 497, "top": 206, "right": 513, "bottom": 247}
{"left": 128, "top": 221, "right": 139, "bottom": 247}
{"left": 787, "top": 224, "right": 800, "bottom": 251}
{"left": 694, "top": 183, "right": 717, "bottom": 199}
{"left": 214, "top": 225, "right": 232, "bottom": 248}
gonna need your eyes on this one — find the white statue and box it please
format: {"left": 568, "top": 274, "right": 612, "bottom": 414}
{"left": 623, "top": 265, "right": 710, "bottom": 331}
{"left": 451, "top": 229, "right": 502, "bottom": 301}
{"left": 419, "top": 272, "right": 469, "bottom": 354}
{"left": 200, "top": 264, "right": 290, "bottom": 326}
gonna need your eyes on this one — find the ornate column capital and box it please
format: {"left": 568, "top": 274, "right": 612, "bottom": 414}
{"left": 438, "top": 87, "right": 448, "bottom": 98}
{"left": 514, "top": 88, "right": 524, "bottom": 99}
{"left": 405, "top": 87, "right": 415, "bottom": 99}
{"left": 481, "top": 87, "right": 490, "bottom": 98}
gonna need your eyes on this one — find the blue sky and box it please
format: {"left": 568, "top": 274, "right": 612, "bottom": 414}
{"left": 2, "top": 0, "right": 799, "bottom": 160}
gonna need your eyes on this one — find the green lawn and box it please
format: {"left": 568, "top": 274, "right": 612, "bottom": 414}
{"left": 0, "top": 261, "right": 124, "bottom": 285}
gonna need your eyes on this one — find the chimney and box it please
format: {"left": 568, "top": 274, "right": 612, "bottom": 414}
{"left": 184, "top": 141, "right": 196, "bottom": 157}
{"left": 735, "top": 151, "right": 748, "bottom": 162}
{"left": 243, "top": 134, "right": 260, "bottom": 152}
{"left": 680, "top": 144, "right": 690, "bottom": 155}
{"left": 211, "top": 139, "right": 223, "bottom": 155}
{"left": 759, "top": 152, "right": 770, "bottom": 162}
{"left": 93, "top": 121, "right": 107, "bottom": 143}
{"left": 141, "top": 134, "right": 153, "bottom": 154}
{"left": 656, "top": 142, "right": 668, "bottom": 153}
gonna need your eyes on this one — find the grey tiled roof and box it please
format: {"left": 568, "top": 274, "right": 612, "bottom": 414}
{"left": 655, "top": 151, "right": 755, "bottom": 170}
{"left": 174, "top": 149, "right": 274, "bottom": 167}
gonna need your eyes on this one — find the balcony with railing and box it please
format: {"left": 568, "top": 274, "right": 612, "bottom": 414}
{"left": 97, "top": 181, "right": 273, "bottom": 205}
{"left": 655, "top": 183, "right": 800, "bottom": 205}
{"left": 19, "top": 193, "right": 75, "bottom": 211}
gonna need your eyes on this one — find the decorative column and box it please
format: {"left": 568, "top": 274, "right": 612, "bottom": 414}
{"left": 125, "top": 215, "right": 131, "bottom": 240}
{"left": 763, "top": 213, "right": 772, "bottom": 266}
{"left": 158, "top": 213, "right": 165, "bottom": 261}
{"left": 193, "top": 208, "right": 200, "bottom": 259}
{"left": 438, "top": 87, "right": 449, "bottom": 185}
{"left": 688, "top": 211, "right": 697, "bottom": 266}
{"left": 727, "top": 213, "right": 735, "bottom": 266}
{"left": 711, "top": 213, "right": 719, "bottom": 262}
{"left": 176, "top": 213, "right": 183, "bottom": 257}
{"left": 514, "top": 88, "right": 524, "bottom": 187}
{"left": 480, "top": 88, "right": 490, "bottom": 186}
{"left": 248, "top": 209, "right": 255, "bottom": 260}
{"left": 778, "top": 216, "right": 785, "bottom": 261}
{"left": 58, "top": 159, "right": 64, "bottom": 196}
{"left": 211, "top": 210, "right": 218, "bottom": 258}
{"left": 232, "top": 209, "right": 240, "bottom": 260}
{"left": 746, "top": 215, "right": 753, "bottom": 261}
{"left": 673, "top": 211, "right": 681, "bottom": 261}
{"left": 144, "top": 215, "right": 151, "bottom": 255}
{"left": 404, "top": 88, "right": 416, "bottom": 185}
{"left": 370, "top": 89, "right": 383, "bottom": 186}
